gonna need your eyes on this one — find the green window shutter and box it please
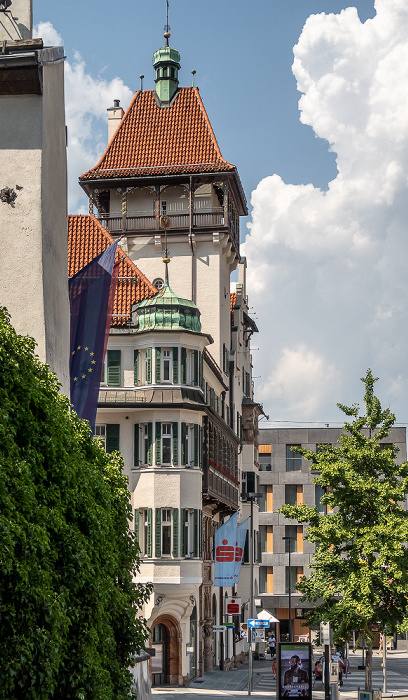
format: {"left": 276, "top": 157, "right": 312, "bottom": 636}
{"left": 155, "top": 347, "right": 161, "bottom": 383}
{"left": 172, "top": 508, "right": 179, "bottom": 557}
{"left": 146, "top": 347, "right": 152, "bottom": 384}
{"left": 193, "top": 350, "right": 199, "bottom": 386}
{"left": 181, "top": 423, "right": 186, "bottom": 465}
{"left": 134, "top": 508, "right": 139, "bottom": 544}
{"left": 155, "top": 508, "right": 161, "bottom": 557}
{"left": 181, "top": 347, "right": 187, "bottom": 384}
{"left": 173, "top": 422, "right": 178, "bottom": 466}
{"left": 106, "top": 424, "right": 120, "bottom": 453}
{"left": 173, "top": 347, "right": 179, "bottom": 383}
{"left": 147, "top": 422, "right": 153, "bottom": 465}
{"left": 134, "top": 423, "right": 139, "bottom": 466}
{"left": 193, "top": 509, "right": 199, "bottom": 558}
{"left": 134, "top": 349, "right": 139, "bottom": 385}
{"left": 180, "top": 508, "right": 186, "bottom": 557}
{"left": 155, "top": 422, "right": 161, "bottom": 466}
{"left": 200, "top": 352, "right": 204, "bottom": 389}
{"left": 147, "top": 508, "right": 152, "bottom": 557}
{"left": 194, "top": 424, "right": 199, "bottom": 466}
{"left": 107, "top": 349, "right": 121, "bottom": 386}
{"left": 199, "top": 510, "right": 203, "bottom": 558}
{"left": 198, "top": 425, "right": 203, "bottom": 468}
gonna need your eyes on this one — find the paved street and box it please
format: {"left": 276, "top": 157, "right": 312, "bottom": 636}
{"left": 152, "top": 648, "right": 408, "bottom": 700}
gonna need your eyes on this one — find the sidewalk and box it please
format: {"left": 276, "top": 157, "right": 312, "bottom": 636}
{"left": 152, "top": 648, "right": 408, "bottom": 700}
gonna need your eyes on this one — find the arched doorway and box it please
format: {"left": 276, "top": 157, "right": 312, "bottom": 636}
{"left": 150, "top": 615, "right": 182, "bottom": 686}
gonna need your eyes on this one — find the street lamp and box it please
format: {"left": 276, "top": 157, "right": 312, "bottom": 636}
{"left": 243, "top": 491, "right": 261, "bottom": 697}
{"left": 282, "top": 536, "right": 295, "bottom": 642}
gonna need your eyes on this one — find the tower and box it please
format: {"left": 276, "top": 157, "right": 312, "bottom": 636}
{"left": 0, "top": 0, "right": 69, "bottom": 392}
{"left": 79, "top": 30, "right": 247, "bottom": 376}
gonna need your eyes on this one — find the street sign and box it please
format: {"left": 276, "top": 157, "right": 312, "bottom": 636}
{"left": 225, "top": 596, "right": 241, "bottom": 615}
{"left": 240, "top": 623, "right": 247, "bottom": 639}
{"left": 213, "top": 625, "right": 226, "bottom": 632}
{"left": 252, "top": 629, "right": 265, "bottom": 641}
{"left": 224, "top": 622, "right": 234, "bottom": 628}
{"left": 248, "top": 618, "right": 269, "bottom": 628}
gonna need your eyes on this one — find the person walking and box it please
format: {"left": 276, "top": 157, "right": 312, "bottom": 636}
{"left": 268, "top": 633, "right": 276, "bottom": 657}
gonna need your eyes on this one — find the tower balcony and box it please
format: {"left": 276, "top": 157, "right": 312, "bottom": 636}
{"left": 98, "top": 208, "right": 239, "bottom": 252}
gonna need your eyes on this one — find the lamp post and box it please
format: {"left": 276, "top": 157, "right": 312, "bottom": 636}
{"left": 282, "top": 536, "right": 295, "bottom": 642}
{"left": 244, "top": 491, "right": 261, "bottom": 697}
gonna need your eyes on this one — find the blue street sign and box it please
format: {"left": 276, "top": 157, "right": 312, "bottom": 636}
{"left": 247, "top": 619, "right": 269, "bottom": 628}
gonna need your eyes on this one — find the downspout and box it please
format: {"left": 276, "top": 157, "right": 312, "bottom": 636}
{"left": 189, "top": 176, "right": 195, "bottom": 303}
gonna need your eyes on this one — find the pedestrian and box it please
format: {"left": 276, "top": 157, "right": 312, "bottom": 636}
{"left": 378, "top": 633, "right": 383, "bottom": 655}
{"left": 272, "top": 657, "right": 277, "bottom": 679}
{"left": 268, "top": 633, "right": 276, "bottom": 656}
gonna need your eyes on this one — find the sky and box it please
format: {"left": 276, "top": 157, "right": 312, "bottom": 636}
{"left": 33, "top": 0, "right": 408, "bottom": 428}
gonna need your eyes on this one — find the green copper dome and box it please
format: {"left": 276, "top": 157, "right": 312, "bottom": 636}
{"left": 133, "top": 283, "right": 202, "bottom": 333}
{"left": 153, "top": 45, "right": 181, "bottom": 104}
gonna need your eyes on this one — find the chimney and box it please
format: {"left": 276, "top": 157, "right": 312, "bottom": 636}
{"left": 107, "top": 99, "right": 124, "bottom": 142}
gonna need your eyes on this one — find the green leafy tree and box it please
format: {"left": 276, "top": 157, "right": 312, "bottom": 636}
{"left": 280, "top": 370, "right": 408, "bottom": 690}
{"left": 0, "top": 308, "right": 152, "bottom": 699}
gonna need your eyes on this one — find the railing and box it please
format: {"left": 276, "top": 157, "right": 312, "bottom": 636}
{"left": 99, "top": 209, "right": 226, "bottom": 233}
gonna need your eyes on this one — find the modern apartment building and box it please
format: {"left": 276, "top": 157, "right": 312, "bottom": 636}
{"left": 258, "top": 426, "right": 407, "bottom": 641}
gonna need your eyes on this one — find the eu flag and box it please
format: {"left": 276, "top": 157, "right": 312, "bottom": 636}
{"left": 69, "top": 241, "right": 119, "bottom": 431}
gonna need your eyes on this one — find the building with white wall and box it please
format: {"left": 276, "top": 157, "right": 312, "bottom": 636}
{"left": 69, "top": 29, "right": 262, "bottom": 685}
{"left": 0, "top": 0, "right": 69, "bottom": 392}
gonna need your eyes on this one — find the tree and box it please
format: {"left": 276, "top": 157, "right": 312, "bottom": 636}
{"left": 280, "top": 370, "right": 408, "bottom": 691}
{"left": 0, "top": 308, "right": 152, "bottom": 699}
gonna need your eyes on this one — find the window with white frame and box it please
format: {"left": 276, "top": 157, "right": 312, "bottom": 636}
{"left": 183, "top": 509, "right": 195, "bottom": 557}
{"left": 139, "top": 509, "right": 150, "bottom": 557}
{"left": 94, "top": 424, "right": 106, "bottom": 448}
{"left": 162, "top": 349, "right": 172, "bottom": 382}
{"left": 184, "top": 424, "right": 195, "bottom": 466}
{"left": 162, "top": 509, "right": 172, "bottom": 556}
{"left": 162, "top": 424, "right": 172, "bottom": 465}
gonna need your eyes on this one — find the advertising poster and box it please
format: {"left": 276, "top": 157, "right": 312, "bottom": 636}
{"left": 278, "top": 643, "right": 312, "bottom": 700}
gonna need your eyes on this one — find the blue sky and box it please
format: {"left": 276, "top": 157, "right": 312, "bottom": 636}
{"left": 34, "top": 1, "right": 408, "bottom": 428}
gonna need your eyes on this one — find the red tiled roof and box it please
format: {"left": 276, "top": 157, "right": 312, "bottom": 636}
{"left": 68, "top": 215, "right": 157, "bottom": 327}
{"left": 79, "top": 87, "right": 236, "bottom": 181}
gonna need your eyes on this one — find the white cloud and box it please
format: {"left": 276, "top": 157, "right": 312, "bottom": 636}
{"left": 34, "top": 23, "right": 133, "bottom": 213}
{"left": 243, "top": 0, "right": 408, "bottom": 422}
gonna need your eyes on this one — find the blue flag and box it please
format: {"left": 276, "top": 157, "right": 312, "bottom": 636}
{"left": 214, "top": 512, "right": 238, "bottom": 587}
{"left": 233, "top": 517, "right": 249, "bottom": 584}
{"left": 69, "top": 241, "right": 119, "bottom": 431}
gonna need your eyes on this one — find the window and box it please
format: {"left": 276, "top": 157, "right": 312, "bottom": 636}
{"left": 94, "top": 424, "right": 119, "bottom": 453}
{"left": 284, "top": 525, "right": 298, "bottom": 552}
{"left": 285, "top": 485, "right": 297, "bottom": 506}
{"left": 161, "top": 200, "right": 167, "bottom": 215}
{"left": 103, "top": 349, "right": 121, "bottom": 386}
{"left": 259, "top": 566, "right": 273, "bottom": 594}
{"left": 161, "top": 509, "right": 172, "bottom": 556}
{"left": 162, "top": 349, "right": 171, "bottom": 382}
{"left": 259, "top": 447, "right": 272, "bottom": 472}
{"left": 183, "top": 509, "right": 195, "bottom": 557}
{"left": 315, "top": 485, "right": 325, "bottom": 515}
{"left": 134, "top": 423, "right": 153, "bottom": 466}
{"left": 136, "top": 508, "right": 152, "bottom": 557}
{"left": 286, "top": 445, "right": 301, "bottom": 471}
{"left": 285, "top": 484, "right": 302, "bottom": 506}
{"left": 153, "top": 278, "right": 164, "bottom": 290}
{"left": 162, "top": 424, "right": 172, "bottom": 465}
{"left": 94, "top": 424, "right": 106, "bottom": 448}
{"left": 285, "top": 566, "right": 299, "bottom": 594}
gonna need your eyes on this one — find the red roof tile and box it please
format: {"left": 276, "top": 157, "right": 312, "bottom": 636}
{"left": 80, "top": 88, "right": 236, "bottom": 181}
{"left": 68, "top": 215, "right": 157, "bottom": 327}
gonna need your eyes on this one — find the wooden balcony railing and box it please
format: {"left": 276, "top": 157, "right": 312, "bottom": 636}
{"left": 98, "top": 209, "right": 239, "bottom": 251}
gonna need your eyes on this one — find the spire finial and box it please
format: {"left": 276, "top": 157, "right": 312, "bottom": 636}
{"left": 164, "top": 0, "right": 170, "bottom": 47}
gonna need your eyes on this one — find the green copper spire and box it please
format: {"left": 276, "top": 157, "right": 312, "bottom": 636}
{"left": 153, "top": 20, "right": 180, "bottom": 105}
{"left": 133, "top": 283, "right": 202, "bottom": 333}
